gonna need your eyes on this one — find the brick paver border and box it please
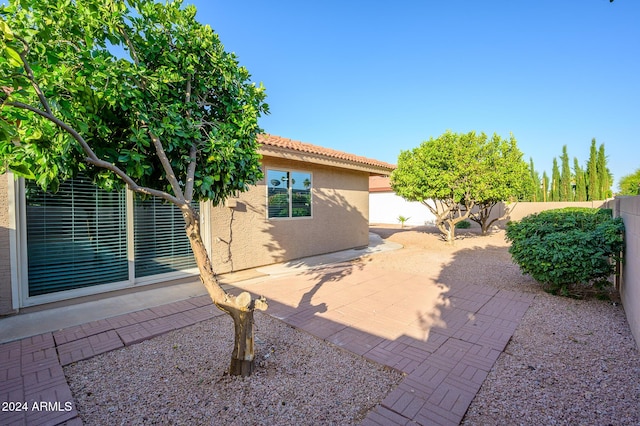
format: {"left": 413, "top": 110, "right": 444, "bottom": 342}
{"left": 0, "top": 295, "right": 221, "bottom": 426}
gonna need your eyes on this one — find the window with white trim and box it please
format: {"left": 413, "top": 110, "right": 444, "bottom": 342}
{"left": 267, "top": 169, "right": 312, "bottom": 218}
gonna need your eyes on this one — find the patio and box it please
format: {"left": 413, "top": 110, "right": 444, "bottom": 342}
{"left": 0, "top": 243, "right": 533, "bottom": 425}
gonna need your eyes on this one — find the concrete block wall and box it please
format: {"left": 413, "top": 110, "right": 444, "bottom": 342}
{"left": 482, "top": 200, "right": 609, "bottom": 226}
{"left": 607, "top": 196, "right": 640, "bottom": 349}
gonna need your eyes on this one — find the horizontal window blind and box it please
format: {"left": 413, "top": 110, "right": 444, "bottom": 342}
{"left": 134, "top": 196, "right": 197, "bottom": 278}
{"left": 26, "top": 178, "right": 128, "bottom": 296}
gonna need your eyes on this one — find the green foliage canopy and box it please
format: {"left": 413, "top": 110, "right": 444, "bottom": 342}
{"left": 466, "top": 133, "right": 532, "bottom": 234}
{"left": 574, "top": 157, "right": 587, "bottom": 201}
{"left": 587, "top": 139, "right": 599, "bottom": 201}
{"left": 391, "top": 130, "right": 531, "bottom": 241}
{"left": 475, "top": 133, "right": 532, "bottom": 203}
{"left": 618, "top": 168, "right": 640, "bottom": 195}
{"left": 550, "top": 158, "right": 560, "bottom": 202}
{"left": 0, "top": 0, "right": 268, "bottom": 207}
{"left": 391, "top": 131, "right": 482, "bottom": 206}
{"left": 506, "top": 208, "right": 624, "bottom": 296}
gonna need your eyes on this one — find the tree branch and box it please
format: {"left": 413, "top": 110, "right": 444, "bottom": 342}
{"left": 183, "top": 78, "right": 197, "bottom": 202}
{"left": 117, "top": 25, "right": 140, "bottom": 67}
{"left": 6, "top": 100, "right": 182, "bottom": 205}
{"left": 184, "top": 143, "right": 197, "bottom": 202}
{"left": 147, "top": 129, "right": 185, "bottom": 201}
{"left": 15, "top": 36, "right": 53, "bottom": 116}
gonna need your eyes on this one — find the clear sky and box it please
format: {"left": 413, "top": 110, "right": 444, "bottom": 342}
{"left": 190, "top": 0, "right": 638, "bottom": 190}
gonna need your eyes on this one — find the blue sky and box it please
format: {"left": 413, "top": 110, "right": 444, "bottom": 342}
{"left": 191, "top": 0, "right": 638, "bottom": 190}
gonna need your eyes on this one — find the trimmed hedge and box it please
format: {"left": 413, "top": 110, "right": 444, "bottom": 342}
{"left": 505, "top": 208, "right": 624, "bottom": 295}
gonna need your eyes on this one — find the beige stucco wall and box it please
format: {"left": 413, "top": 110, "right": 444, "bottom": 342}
{"left": 484, "top": 200, "right": 610, "bottom": 226}
{"left": 606, "top": 196, "right": 640, "bottom": 349}
{"left": 208, "top": 156, "right": 370, "bottom": 274}
{"left": 0, "top": 174, "right": 14, "bottom": 315}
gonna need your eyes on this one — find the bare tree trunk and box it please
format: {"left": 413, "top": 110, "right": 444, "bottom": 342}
{"left": 470, "top": 202, "right": 517, "bottom": 235}
{"left": 445, "top": 224, "right": 456, "bottom": 245}
{"left": 181, "top": 205, "right": 266, "bottom": 377}
{"left": 228, "top": 308, "right": 256, "bottom": 376}
{"left": 436, "top": 219, "right": 456, "bottom": 244}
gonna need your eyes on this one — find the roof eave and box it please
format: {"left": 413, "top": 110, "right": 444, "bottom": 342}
{"left": 259, "top": 145, "right": 395, "bottom": 176}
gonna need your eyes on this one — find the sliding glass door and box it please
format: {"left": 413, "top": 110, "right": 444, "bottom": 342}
{"left": 24, "top": 177, "right": 197, "bottom": 298}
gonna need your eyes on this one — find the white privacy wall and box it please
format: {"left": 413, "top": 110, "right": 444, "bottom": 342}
{"left": 369, "top": 191, "right": 436, "bottom": 226}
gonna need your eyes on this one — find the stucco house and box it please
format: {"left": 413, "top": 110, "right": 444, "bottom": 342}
{"left": 0, "top": 134, "right": 394, "bottom": 315}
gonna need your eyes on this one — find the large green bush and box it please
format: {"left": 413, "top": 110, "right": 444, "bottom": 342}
{"left": 505, "top": 208, "right": 624, "bottom": 296}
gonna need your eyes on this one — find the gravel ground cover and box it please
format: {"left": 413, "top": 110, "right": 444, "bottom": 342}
{"left": 64, "top": 225, "right": 640, "bottom": 425}
{"left": 65, "top": 312, "right": 404, "bottom": 425}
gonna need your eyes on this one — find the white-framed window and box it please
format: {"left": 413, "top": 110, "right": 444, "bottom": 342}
{"left": 267, "top": 169, "right": 312, "bottom": 219}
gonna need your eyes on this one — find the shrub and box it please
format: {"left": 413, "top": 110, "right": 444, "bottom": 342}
{"left": 455, "top": 220, "right": 471, "bottom": 229}
{"left": 505, "top": 208, "right": 624, "bottom": 297}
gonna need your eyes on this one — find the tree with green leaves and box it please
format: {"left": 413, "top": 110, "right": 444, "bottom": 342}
{"left": 587, "top": 139, "right": 599, "bottom": 201}
{"left": 391, "top": 131, "right": 482, "bottom": 244}
{"left": 574, "top": 157, "right": 587, "bottom": 201}
{"left": 618, "top": 168, "right": 640, "bottom": 195}
{"left": 465, "top": 133, "right": 532, "bottom": 234}
{"left": 550, "top": 158, "right": 561, "bottom": 202}
{"left": 391, "top": 131, "right": 530, "bottom": 243}
{"left": 559, "top": 145, "right": 572, "bottom": 201}
{"left": 1, "top": 0, "right": 268, "bottom": 376}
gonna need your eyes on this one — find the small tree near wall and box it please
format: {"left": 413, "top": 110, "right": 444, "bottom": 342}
{"left": 391, "top": 131, "right": 484, "bottom": 244}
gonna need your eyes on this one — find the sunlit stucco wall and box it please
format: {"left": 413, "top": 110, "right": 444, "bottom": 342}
{"left": 207, "top": 156, "right": 370, "bottom": 274}
{"left": 607, "top": 196, "right": 640, "bottom": 349}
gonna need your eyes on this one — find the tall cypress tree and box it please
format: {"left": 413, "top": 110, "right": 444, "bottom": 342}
{"left": 574, "top": 157, "right": 587, "bottom": 201}
{"left": 551, "top": 158, "right": 561, "bottom": 202}
{"left": 542, "top": 171, "right": 550, "bottom": 202}
{"left": 587, "top": 138, "right": 599, "bottom": 200}
{"left": 597, "top": 143, "right": 610, "bottom": 199}
{"left": 529, "top": 157, "right": 541, "bottom": 201}
{"left": 560, "top": 145, "right": 572, "bottom": 201}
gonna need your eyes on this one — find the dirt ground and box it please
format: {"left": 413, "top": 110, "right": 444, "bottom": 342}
{"left": 366, "top": 224, "right": 538, "bottom": 293}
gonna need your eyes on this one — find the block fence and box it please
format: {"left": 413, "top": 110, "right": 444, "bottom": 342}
{"left": 606, "top": 196, "right": 640, "bottom": 349}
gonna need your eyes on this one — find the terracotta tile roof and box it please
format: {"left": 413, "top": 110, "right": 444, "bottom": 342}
{"left": 369, "top": 176, "right": 392, "bottom": 192}
{"left": 258, "top": 134, "right": 396, "bottom": 171}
